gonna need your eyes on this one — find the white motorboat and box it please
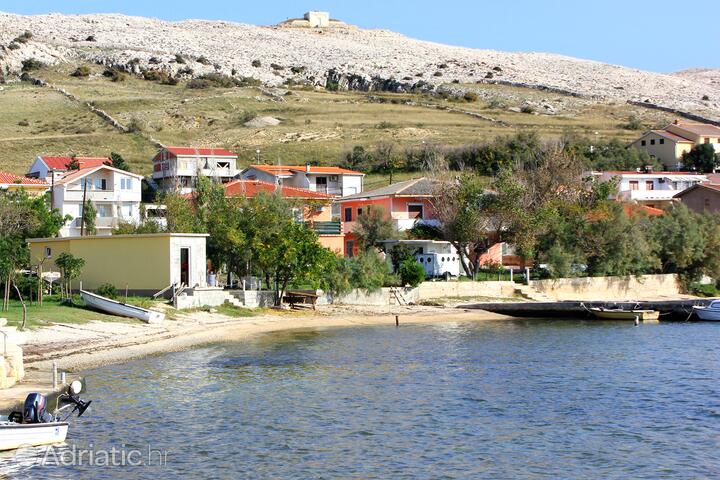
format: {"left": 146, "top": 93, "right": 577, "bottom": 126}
{"left": 81, "top": 289, "right": 165, "bottom": 324}
{"left": 0, "top": 381, "right": 91, "bottom": 451}
{"left": 692, "top": 300, "right": 720, "bottom": 321}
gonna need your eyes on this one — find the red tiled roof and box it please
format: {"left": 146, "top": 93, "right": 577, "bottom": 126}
{"left": 674, "top": 183, "right": 720, "bottom": 198}
{"left": 0, "top": 171, "right": 49, "bottom": 187}
{"left": 163, "top": 147, "right": 236, "bottom": 157}
{"left": 649, "top": 130, "right": 694, "bottom": 143}
{"left": 40, "top": 156, "right": 109, "bottom": 170}
{"left": 668, "top": 121, "right": 720, "bottom": 137}
{"left": 247, "top": 165, "right": 364, "bottom": 176}
{"left": 223, "top": 180, "right": 332, "bottom": 200}
{"left": 56, "top": 165, "right": 143, "bottom": 185}
{"left": 623, "top": 204, "right": 664, "bottom": 217}
{"left": 602, "top": 171, "right": 703, "bottom": 175}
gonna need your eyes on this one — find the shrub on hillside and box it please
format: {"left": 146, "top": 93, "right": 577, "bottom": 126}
{"left": 21, "top": 58, "right": 44, "bottom": 72}
{"left": 85, "top": 35, "right": 96, "bottom": 42}
{"left": 463, "top": 92, "right": 478, "bottom": 102}
{"left": 270, "top": 63, "right": 284, "bottom": 71}
{"left": 187, "top": 78, "right": 212, "bottom": 89}
{"left": 620, "top": 116, "right": 644, "bottom": 130}
{"left": 70, "top": 66, "right": 91, "bottom": 77}
{"left": 520, "top": 105, "right": 535, "bottom": 114}
{"left": 251, "top": 59, "right": 261, "bottom": 68}
{"left": 7, "top": 42, "right": 20, "bottom": 50}
{"left": 175, "top": 54, "right": 186, "bottom": 64}
{"left": 103, "top": 67, "right": 126, "bottom": 82}
{"left": 196, "top": 55, "right": 211, "bottom": 65}
{"left": 14, "top": 31, "right": 33, "bottom": 44}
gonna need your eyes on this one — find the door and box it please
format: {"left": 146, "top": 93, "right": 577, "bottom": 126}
{"left": 180, "top": 248, "right": 190, "bottom": 286}
{"left": 316, "top": 177, "right": 328, "bottom": 194}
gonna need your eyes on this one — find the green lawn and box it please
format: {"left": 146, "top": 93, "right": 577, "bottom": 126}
{"left": 0, "top": 296, "right": 148, "bottom": 329}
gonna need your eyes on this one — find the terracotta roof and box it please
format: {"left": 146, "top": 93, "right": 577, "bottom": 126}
{"left": 668, "top": 121, "right": 720, "bottom": 137}
{"left": 0, "top": 171, "right": 49, "bottom": 187}
{"left": 623, "top": 204, "right": 664, "bottom": 217}
{"left": 223, "top": 180, "right": 332, "bottom": 200}
{"left": 246, "top": 165, "right": 364, "bottom": 176}
{"left": 56, "top": 165, "right": 143, "bottom": 185}
{"left": 648, "top": 130, "right": 694, "bottom": 143}
{"left": 39, "top": 156, "right": 109, "bottom": 170}
{"left": 336, "top": 177, "right": 439, "bottom": 201}
{"left": 163, "top": 147, "right": 236, "bottom": 157}
{"left": 674, "top": 183, "right": 720, "bottom": 198}
{"left": 602, "top": 170, "right": 704, "bottom": 176}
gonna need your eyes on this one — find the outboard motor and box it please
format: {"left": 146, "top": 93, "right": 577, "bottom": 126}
{"left": 23, "top": 393, "right": 54, "bottom": 424}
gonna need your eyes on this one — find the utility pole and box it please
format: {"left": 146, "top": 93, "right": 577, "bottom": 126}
{"left": 80, "top": 177, "right": 88, "bottom": 236}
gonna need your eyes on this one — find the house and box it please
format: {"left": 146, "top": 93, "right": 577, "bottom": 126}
{"left": 240, "top": 164, "right": 364, "bottom": 197}
{"left": 379, "top": 239, "right": 461, "bottom": 279}
{"left": 674, "top": 183, "right": 720, "bottom": 214}
{"left": 0, "top": 171, "right": 49, "bottom": 196}
{"left": 630, "top": 119, "right": 720, "bottom": 170}
{"left": 222, "top": 179, "right": 344, "bottom": 254}
{"left": 27, "top": 233, "right": 210, "bottom": 295}
{"left": 52, "top": 165, "right": 144, "bottom": 237}
{"left": 27, "top": 156, "right": 109, "bottom": 183}
{"left": 593, "top": 169, "right": 707, "bottom": 208}
{"left": 152, "top": 147, "right": 239, "bottom": 194}
{"left": 334, "top": 177, "right": 440, "bottom": 256}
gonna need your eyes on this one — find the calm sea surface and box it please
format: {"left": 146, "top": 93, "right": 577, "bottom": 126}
{"left": 2, "top": 318, "right": 720, "bottom": 479}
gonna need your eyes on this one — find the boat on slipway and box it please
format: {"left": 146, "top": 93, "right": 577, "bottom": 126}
{"left": 80, "top": 289, "right": 165, "bottom": 324}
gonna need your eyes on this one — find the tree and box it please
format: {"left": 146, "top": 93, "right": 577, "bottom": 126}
{"left": 349, "top": 251, "right": 392, "bottom": 293}
{"left": 682, "top": 143, "right": 718, "bottom": 173}
{"left": 66, "top": 155, "right": 80, "bottom": 171}
{"left": 352, "top": 206, "right": 396, "bottom": 252}
{"left": 107, "top": 152, "right": 131, "bottom": 172}
{"left": 81, "top": 201, "right": 97, "bottom": 236}
{"left": 398, "top": 258, "right": 425, "bottom": 287}
{"left": 55, "top": 252, "right": 85, "bottom": 300}
{"left": 388, "top": 243, "right": 414, "bottom": 272}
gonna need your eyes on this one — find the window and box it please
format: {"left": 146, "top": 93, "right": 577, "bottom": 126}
{"left": 629, "top": 180, "right": 639, "bottom": 190}
{"left": 316, "top": 177, "right": 328, "bottom": 194}
{"left": 659, "top": 138, "right": 664, "bottom": 144}
{"left": 408, "top": 204, "right": 424, "bottom": 219}
{"left": 344, "top": 207, "right": 352, "bottom": 222}
{"left": 650, "top": 139, "right": 655, "bottom": 145}
{"left": 44, "top": 247, "right": 52, "bottom": 259}
{"left": 705, "top": 198, "right": 711, "bottom": 209}
{"left": 97, "top": 204, "right": 110, "bottom": 217}
{"left": 645, "top": 181, "right": 654, "bottom": 190}
{"left": 357, "top": 208, "right": 363, "bottom": 217}
{"left": 121, "top": 203, "right": 134, "bottom": 218}
{"left": 705, "top": 138, "right": 710, "bottom": 144}
{"left": 641, "top": 140, "right": 646, "bottom": 146}
{"left": 94, "top": 178, "right": 107, "bottom": 190}
{"left": 121, "top": 178, "right": 133, "bottom": 190}
{"left": 216, "top": 161, "right": 230, "bottom": 169}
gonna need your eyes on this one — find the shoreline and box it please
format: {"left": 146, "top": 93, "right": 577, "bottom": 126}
{"left": 0, "top": 305, "right": 508, "bottom": 411}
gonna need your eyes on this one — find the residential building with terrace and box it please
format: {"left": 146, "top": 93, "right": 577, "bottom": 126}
{"left": 630, "top": 119, "right": 720, "bottom": 170}
{"left": 52, "top": 164, "right": 144, "bottom": 237}
{"left": 239, "top": 164, "right": 364, "bottom": 197}
{"left": 592, "top": 168, "right": 707, "bottom": 208}
{"left": 334, "top": 177, "right": 440, "bottom": 256}
{"left": 152, "top": 147, "right": 239, "bottom": 194}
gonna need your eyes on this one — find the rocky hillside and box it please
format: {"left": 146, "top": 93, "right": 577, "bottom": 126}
{"left": 0, "top": 12, "right": 718, "bottom": 121}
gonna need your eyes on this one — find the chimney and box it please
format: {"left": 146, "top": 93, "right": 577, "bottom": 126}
{"left": 305, "top": 163, "right": 311, "bottom": 173}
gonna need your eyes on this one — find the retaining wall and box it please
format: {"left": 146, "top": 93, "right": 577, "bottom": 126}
{"left": 530, "top": 274, "right": 681, "bottom": 301}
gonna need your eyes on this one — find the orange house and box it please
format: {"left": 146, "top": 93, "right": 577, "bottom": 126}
{"left": 222, "top": 179, "right": 345, "bottom": 254}
{"left": 334, "top": 177, "right": 440, "bottom": 256}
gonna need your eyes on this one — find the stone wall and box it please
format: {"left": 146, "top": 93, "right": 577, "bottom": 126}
{"left": 530, "top": 274, "right": 682, "bottom": 301}
{"left": 416, "top": 281, "right": 516, "bottom": 300}
{"left": 0, "top": 320, "right": 25, "bottom": 390}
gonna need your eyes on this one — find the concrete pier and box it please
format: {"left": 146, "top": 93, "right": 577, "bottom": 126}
{"left": 461, "top": 299, "right": 713, "bottom": 321}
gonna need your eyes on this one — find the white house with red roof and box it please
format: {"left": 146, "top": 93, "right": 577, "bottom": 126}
{"left": 27, "top": 156, "right": 110, "bottom": 183}
{"left": 593, "top": 168, "right": 707, "bottom": 208}
{"left": 152, "top": 146, "right": 239, "bottom": 193}
{"left": 631, "top": 119, "right": 720, "bottom": 170}
{"left": 53, "top": 164, "right": 144, "bottom": 237}
{"left": 240, "top": 164, "right": 364, "bottom": 197}
{"left": 0, "top": 171, "right": 49, "bottom": 196}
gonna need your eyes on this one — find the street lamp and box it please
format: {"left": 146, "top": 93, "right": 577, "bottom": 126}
{"left": 256, "top": 149, "right": 261, "bottom": 163}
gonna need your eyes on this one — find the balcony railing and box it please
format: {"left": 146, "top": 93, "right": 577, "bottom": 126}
{"left": 305, "top": 221, "right": 342, "bottom": 235}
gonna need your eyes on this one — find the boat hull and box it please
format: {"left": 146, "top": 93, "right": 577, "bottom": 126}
{"left": 81, "top": 290, "right": 165, "bottom": 324}
{"left": 590, "top": 309, "right": 660, "bottom": 321}
{"left": 693, "top": 306, "right": 720, "bottom": 321}
{"left": 0, "top": 422, "right": 68, "bottom": 451}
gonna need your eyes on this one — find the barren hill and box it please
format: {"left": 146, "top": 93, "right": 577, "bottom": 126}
{"left": 0, "top": 12, "right": 718, "bottom": 121}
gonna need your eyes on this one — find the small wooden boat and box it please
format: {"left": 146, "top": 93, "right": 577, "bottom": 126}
{"left": 693, "top": 300, "right": 720, "bottom": 321}
{"left": 81, "top": 289, "right": 165, "bottom": 324}
{"left": 589, "top": 307, "right": 659, "bottom": 321}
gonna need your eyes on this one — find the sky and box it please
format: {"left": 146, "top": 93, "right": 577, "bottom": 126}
{"left": 1, "top": 0, "right": 717, "bottom": 73}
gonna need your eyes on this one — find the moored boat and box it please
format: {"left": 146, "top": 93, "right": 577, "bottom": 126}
{"left": 81, "top": 289, "right": 165, "bottom": 324}
{"left": 692, "top": 300, "right": 720, "bottom": 321}
{"left": 589, "top": 307, "right": 659, "bottom": 321}
{"left": 0, "top": 422, "right": 68, "bottom": 451}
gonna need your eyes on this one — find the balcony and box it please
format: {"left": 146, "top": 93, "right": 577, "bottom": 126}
{"left": 313, "top": 186, "right": 344, "bottom": 196}
{"left": 394, "top": 218, "right": 441, "bottom": 231}
{"left": 618, "top": 189, "right": 678, "bottom": 202}
{"left": 305, "top": 221, "right": 342, "bottom": 235}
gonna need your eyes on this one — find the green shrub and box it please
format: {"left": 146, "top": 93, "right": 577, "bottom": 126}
{"left": 620, "top": 116, "right": 644, "bottom": 130}
{"left": 290, "top": 65, "right": 306, "bottom": 74}
{"left": 520, "top": 105, "right": 535, "bottom": 114}
{"left": 17, "top": 120, "right": 29, "bottom": 127}
{"left": 376, "top": 121, "right": 394, "bottom": 129}
{"left": 21, "top": 58, "right": 44, "bottom": 72}
{"left": 270, "top": 63, "right": 284, "bottom": 71}
{"left": 196, "top": 72, "right": 239, "bottom": 88}
{"left": 238, "top": 110, "right": 257, "bottom": 124}
{"left": 175, "top": 54, "right": 186, "bottom": 64}
{"left": 96, "top": 283, "right": 118, "bottom": 299}
{"left": 196, "top": 55, "right": 211, "bottom": 65}
{"left": 148, "top": 56, "right": 161, "bottom": 64}
{"left": 463, "top": 92, "right": 478, "bottom": 102}
{"left": 702, "top": 94, "right": 710, "bottom": 101}
{"left": 126, "top": 117, "right": 143, "bottom": 132}
{"left": 14, "top": 31, "right": 33, "bottom": 44}
{"left": 7, "top": 42, "right": 20, "bottom": 50}
{"left": 433, "top": 71, "right": 443, "bottom": 77}
{"left": 251, "top": 59, "right": 261, "bottom": 68}
{"left": 85, "top": 35, "right": 96, "bottom": 42}
{"left": 70, "top": 66, "right": 91, "bottom": 77}
{"left": 399, "top": 258, "right": 425, "bottom": 287}
{"left": 187, "top": 78, "right": 211, "bottom": 89}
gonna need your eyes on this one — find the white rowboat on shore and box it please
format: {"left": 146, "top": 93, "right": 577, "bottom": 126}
{"left": 81, "top": 289, "right": 165, "bottom": 324}
{"left": 589, "top": 308, "right": 659, "bottom": 321}
{"left": 0, "top": 422, "right": 68, "bottom": 451}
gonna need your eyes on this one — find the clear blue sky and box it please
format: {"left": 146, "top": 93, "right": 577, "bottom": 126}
{"left": 2, "top": 0, "right": 716, "bottom": 73}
